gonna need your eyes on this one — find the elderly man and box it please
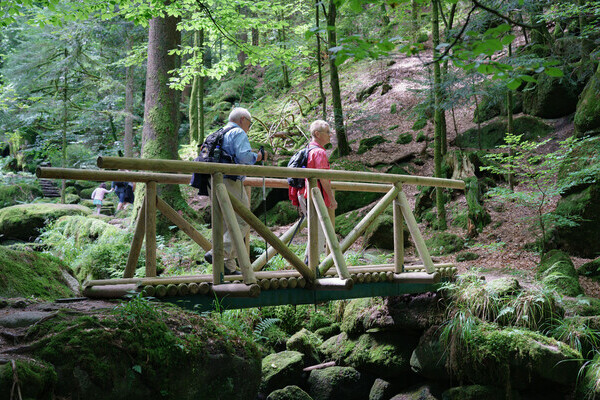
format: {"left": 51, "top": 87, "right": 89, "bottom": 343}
{"left": 204, "top": 107, "right": 266, "bottom": 276}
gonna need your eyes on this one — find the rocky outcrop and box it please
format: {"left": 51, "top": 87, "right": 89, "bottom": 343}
{"left": 261, "top": 351, "right": 305, "bottom": 395}
{"left": 536, "top": 250, "right": 584, "bottom": 296}
{"left": 307, "top": 366, "right": 371, "bottom": 400}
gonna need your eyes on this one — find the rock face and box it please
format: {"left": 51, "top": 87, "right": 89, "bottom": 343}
{"left": 522, "top": 73, "right": 580, "bottom": 118}
{"left": 307, "top": 366, "right": 371, "bottom": 400}
{"left": 0, "top": 203, "right": 91, "bottom": 242}
{"left": 267, "top": 385, "right": 314, "bottom": 400}
{"left": 11, "top": 305, "right": 262, "bottom": 400}
{"left": 547, "top": 183, "right": 600, "bottom": 258}
{"left": 575, "top": 63, "right": 600, "bottom": 137}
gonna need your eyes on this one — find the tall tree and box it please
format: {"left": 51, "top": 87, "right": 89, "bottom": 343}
{"left": 432, "top": 0, "right": 446, "bottom": 229}
{"left": 141, "top": 10, "right": 189, "bottom": 216}
{"left": 325, "top": 0, "right": 351, "bottom": 156}
{"left": 316, "top": 0, "right": 327, "bottom": 119}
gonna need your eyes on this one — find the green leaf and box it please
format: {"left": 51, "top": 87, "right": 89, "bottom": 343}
{"left": 545, "top": 67, "right": 563, "bottom": 77}
{"left": 507, "top": 78, "right": 521, "bottom": 90}
{"left": 501, "top": 34, "right": 516, "bottom": 45}
{"left": 132, "top": 365, "right": 142, "bottom": 374}
{"left": 520, "top": 75, "right": 536, "bottom": 83}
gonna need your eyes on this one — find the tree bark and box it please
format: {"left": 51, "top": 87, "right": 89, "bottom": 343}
{"left": 189, "top": 30, "right": 200, "bottom": 144}
{"left": 198, "top": 29, "right": 205, "bottom": 144}
{"left": 316, "top": 0, "right": 326, "bottom": 119}
{"left": 432, "top": 0, "right": 446, "bottom": 229}
{"left": 124, "top": 35, "right": 134, "bottom": 158}
{"left": 327, "top": 0, "right": 351, "bottom": 156}
{"left": 141, "top": 12, "right": 190, "bottom": 228}
{"left": 61, "top": 48, "right": 68, "bottom": 204}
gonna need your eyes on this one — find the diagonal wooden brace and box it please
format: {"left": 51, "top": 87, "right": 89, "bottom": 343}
{"left": 318, "top": 185, "right": 400, "bottom": 276}
{"left": 252, "top": 217, "right": 307, "bottom": 271}
{"left": 396, "top": 184, "right": 435, "bottom": 274}
{"left": 311, "top": 187, "right": 350, "bottom": 280}
{"left": 123, "top": 200, "right": 146, "bottom": 278}
{"left": 226, "top": 190, "right": 315, "bottom": 283}
{"left": 215, "top": 183, "right": 256, "bottom": 285}
{"left": 156, "top": 196, "right": 211, "bottom": 251}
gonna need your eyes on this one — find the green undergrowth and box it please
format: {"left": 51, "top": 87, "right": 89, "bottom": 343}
{"left": 0, "top": 245, "right": 75, "bottom": 300}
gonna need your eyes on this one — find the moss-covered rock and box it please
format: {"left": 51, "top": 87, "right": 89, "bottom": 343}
{"left": 21, "top": 303, "right": 262, "bottom": 400}
{"left": 410, "top": 326, "right": 449, "bottom": 382}
{"left": 266, "top": 201, "right": 300, "bottom": 226}
{"left": 441, "top": 385, "right": 506, "bottom": 400}
{"left": 319, "top": 332, "right": 418, "bottom": 379}
{"left": 456, "top": 252, "right": 479, "bottom": 262}
{"left": 340, "top": 298, "right": 382, "bottom": 335}
{"left": 390, "top": 385, "right": 438, "bottom": 400}
{"left": 0, "top": 182, "right": 43, "bottom": 208}
{"left": 0, "top": 246, "right": 76, "bottom": 300}
{"left": 455, "top": 116, "right": 552, "bottom": 149}
{"left": 267, "top": 385, "right": 313, "bottom": 400}
{"left": 473, "top": 91, "right": 523, "bottom": 124}
{"left": 357, "top": 135, "right": 387, "bottom": 155}
{"left": 575, "top": 63, "right": 600, "bottom": 137}
{"left": 0, "top": 359, "right": 57, "bottom": 400}
{"left": 425, "top": 232, "right": 465, "bottom": 256}
{"left": 64, "top": 193, "right": 80, "bottom": 204}
{"left": 307, "top": 366, "right": 371, "bottom": 400}
{"left": 536, "top": 250, "right": 584, "bottom": 296}
{"left": 485, "top": 277, "right": 521, "bottom": 297}
{"left": 578, "top": 258, "right": 600, "bottom": 279}
{"left": 286, "top": 328, "right": 322, "bottom": 365}
{"left": 396, "top": 133, "right": 413, "bottom": 145}
{"left": 364, "top": 213, "right": 410, "bottom": 250}
{"left": 0, "top": 203, "right": 91, "bottom": 242}
{"left": 561, "top": 296, "right": 600, "bottom": 317}
{"left": 450, "top": 322, "right": 581, "bottom": 389}
{"left": 547, "top": 184, "right": 600, "bottom": 258}
{"left": 368, "top": 378, "right": 395, "bottom": 400}
{"left": 314, "top": 323, "right": 341, "bottom": 340}
{"left": 261, "top": 351, "right": 305, "bottom": 395}
{"left": 522, "top": 72, "right": 580, "bottom": 118}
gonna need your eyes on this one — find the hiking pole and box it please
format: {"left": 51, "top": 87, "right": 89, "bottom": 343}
{"left": 287, "top": 215, "right": 305, "bottom": 246}
{"left": 259, "top": 146, "right": 268, "bottom": 259}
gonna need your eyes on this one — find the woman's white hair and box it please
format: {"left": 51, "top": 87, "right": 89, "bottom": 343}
{"left": 229, "top": 107, "right": 252, "bottom": 124}
{"left": 310, "top": 120, "right": 330, "bottom": 137}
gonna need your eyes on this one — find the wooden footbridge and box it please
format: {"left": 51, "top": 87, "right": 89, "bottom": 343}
{"left": 37, "top": 156, "right": 465, "bottom": 311}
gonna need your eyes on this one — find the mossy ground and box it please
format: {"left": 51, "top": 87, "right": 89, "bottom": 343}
{"left": 0, "top": 183, "right": 43, "bottom": 208}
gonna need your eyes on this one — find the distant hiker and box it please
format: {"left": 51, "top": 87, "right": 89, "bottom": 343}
{"left": 90, "top": 183, "right": 113, "bottom": 215}
{"left": 203, "top": 107, "right": 267, "bottom": 276}
{"left": 112, "top": 180, "right": 135, "bottom": 211}
{"left": 294, "top": 120, "right": 337, "bottom": 258}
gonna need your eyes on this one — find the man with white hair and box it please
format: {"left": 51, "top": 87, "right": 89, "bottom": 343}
{"left": 204, "top": 107, "right": 266, "bottom": 276}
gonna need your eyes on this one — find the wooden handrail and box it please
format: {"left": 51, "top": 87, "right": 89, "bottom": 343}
{"left": 97, "top": 156, "right": 466, "bottom": 189}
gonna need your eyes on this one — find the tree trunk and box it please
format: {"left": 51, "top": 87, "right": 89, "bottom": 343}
{"left": 316, "top": 0, "right": 326, "bottom": 119}
{"left": 61, "top": 48, "right": 68, "bottom": 204}
{"left": 198, "top": 29, "right": 205, "bottom": 144}
{"left": 141, "top": 12, "right": 191, "bottom": 228}
{"left": 411, "top": 0, "right": 420, "bottom": 41}
{"left": 432, "top": 0, "right": 446, "bottom": 229}
{"left": 327, "top": 0, "right": 351, "bottom": 156}
{"left": 189, "top": 30, "right": 200, "bottom": 144}
{"left": 507, "top": 43, "right": 515, "bottom": 191}
{"left": 124, "top": 35, "right": 134, "bottom": 158}
{"left": 280, "top": 11, "right": 290, "bottom": 88}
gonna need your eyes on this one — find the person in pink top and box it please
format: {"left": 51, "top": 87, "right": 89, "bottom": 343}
{"left": 90, "top": 183, "right": 113, "bottom": 215}
{"left": 297, "top": 120, "right": 338, "bottom": 259}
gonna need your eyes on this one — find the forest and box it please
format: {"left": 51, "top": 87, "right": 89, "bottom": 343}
{"left": 1, "top": 0, "right": 600, "bottom": 399}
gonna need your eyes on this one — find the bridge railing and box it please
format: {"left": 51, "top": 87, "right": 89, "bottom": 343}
{"left": 37, "top": 156, "right": 465, "bottom": 297}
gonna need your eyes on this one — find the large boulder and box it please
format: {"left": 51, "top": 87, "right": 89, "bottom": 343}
{"left": 441, "top": 385, "right": 506, "bottom": 400}
{"left": 0, "top": 246, "right": 77, "bottom": 300}
{"left": 536, "top": 250, "right": 583, "bottom": 296}
{"left": 450, "top": 322, "right": 581, "bottom": 389}
{"left": 389, "top": 385, "right": 438, "bottom": 400}
{"left": 261, "top": 351, "right": 305, "bottom": 395}
{"left": 0, "top": 203, "right": 91, "bottom": 242}
{"left": 410, "top": 327, "right": 450, "bottom": 383}
{"left": 547, "top": 183, "right": 600, "bottom": 258}
{"left": 369, "top": 378, "right": 396, "bottom": 400}
{"left": 522, "top": 72, "right": 580, "bottom": 118}
{"left": 319, "top": 331, "right": 419, "bottom": 379}
{"left": 16, "top": 305, "right": 262, "bottom": 400}
{"left": 307, "top": 366, "right": 371, "bottom": 400}
{"left": 267, "top": 385, "right": 313, "bottom": 400}
{"left": 0, "top": 182, "right": 43, "bottom": 208}
{"left": 286, "top": 328, "right": 322, "bottom": 366}
{"left": 454, "top": 116, "right": 552, "bottom": 149}
{"left": 0, "top": 359, "right": 57, "bottom": 399}
{"left": 575, "top": 63, "right": 600, "bottom": 137}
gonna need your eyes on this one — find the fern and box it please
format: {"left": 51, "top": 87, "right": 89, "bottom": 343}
{"left": 253, "top": 318, "right": 281, "bottom": 342}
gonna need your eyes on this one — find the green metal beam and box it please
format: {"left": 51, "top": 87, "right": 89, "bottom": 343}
{"left": 161, "top": 282, "right": 442, "bottom": 312}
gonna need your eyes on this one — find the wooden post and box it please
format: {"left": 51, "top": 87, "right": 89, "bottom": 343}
{"left": 245, "top": 186, "right": 252, "bottom": 255}
{"left": 397, "top": 190, "right": 435, "bottom": 274}
{"left": 252, "top": 217, "right": 307, "bottom": 271}
{"left": 311, "top": 187, "right": 350, "bottom": 280}
{"left": 145, "top": 181, "right": 157, "bottom": 277}
{"left": 327, "top": 189, "right": 335, "bottom": 255}
{"left": 307, "top": 178, "right": 319, "bottom": 274}
{"left": 156, "top": 196, "right": 211, "bottom": 251}
{"left": 123, "top": 201, "right": 146, "bottom": 278}
{"left": 225, "top": 190, "right": 315, "bottom": 283}
{"left": 215, "top": 183, "right": 257, "bottom": 284}
{"left": 212, "top": 173, "right": 225, "bottom": 284}
{"left": 393, "top": 184, "right": 404, "bottom": 274}
{"left": 318, "top": 185, "right": 400, "bottom": 276}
